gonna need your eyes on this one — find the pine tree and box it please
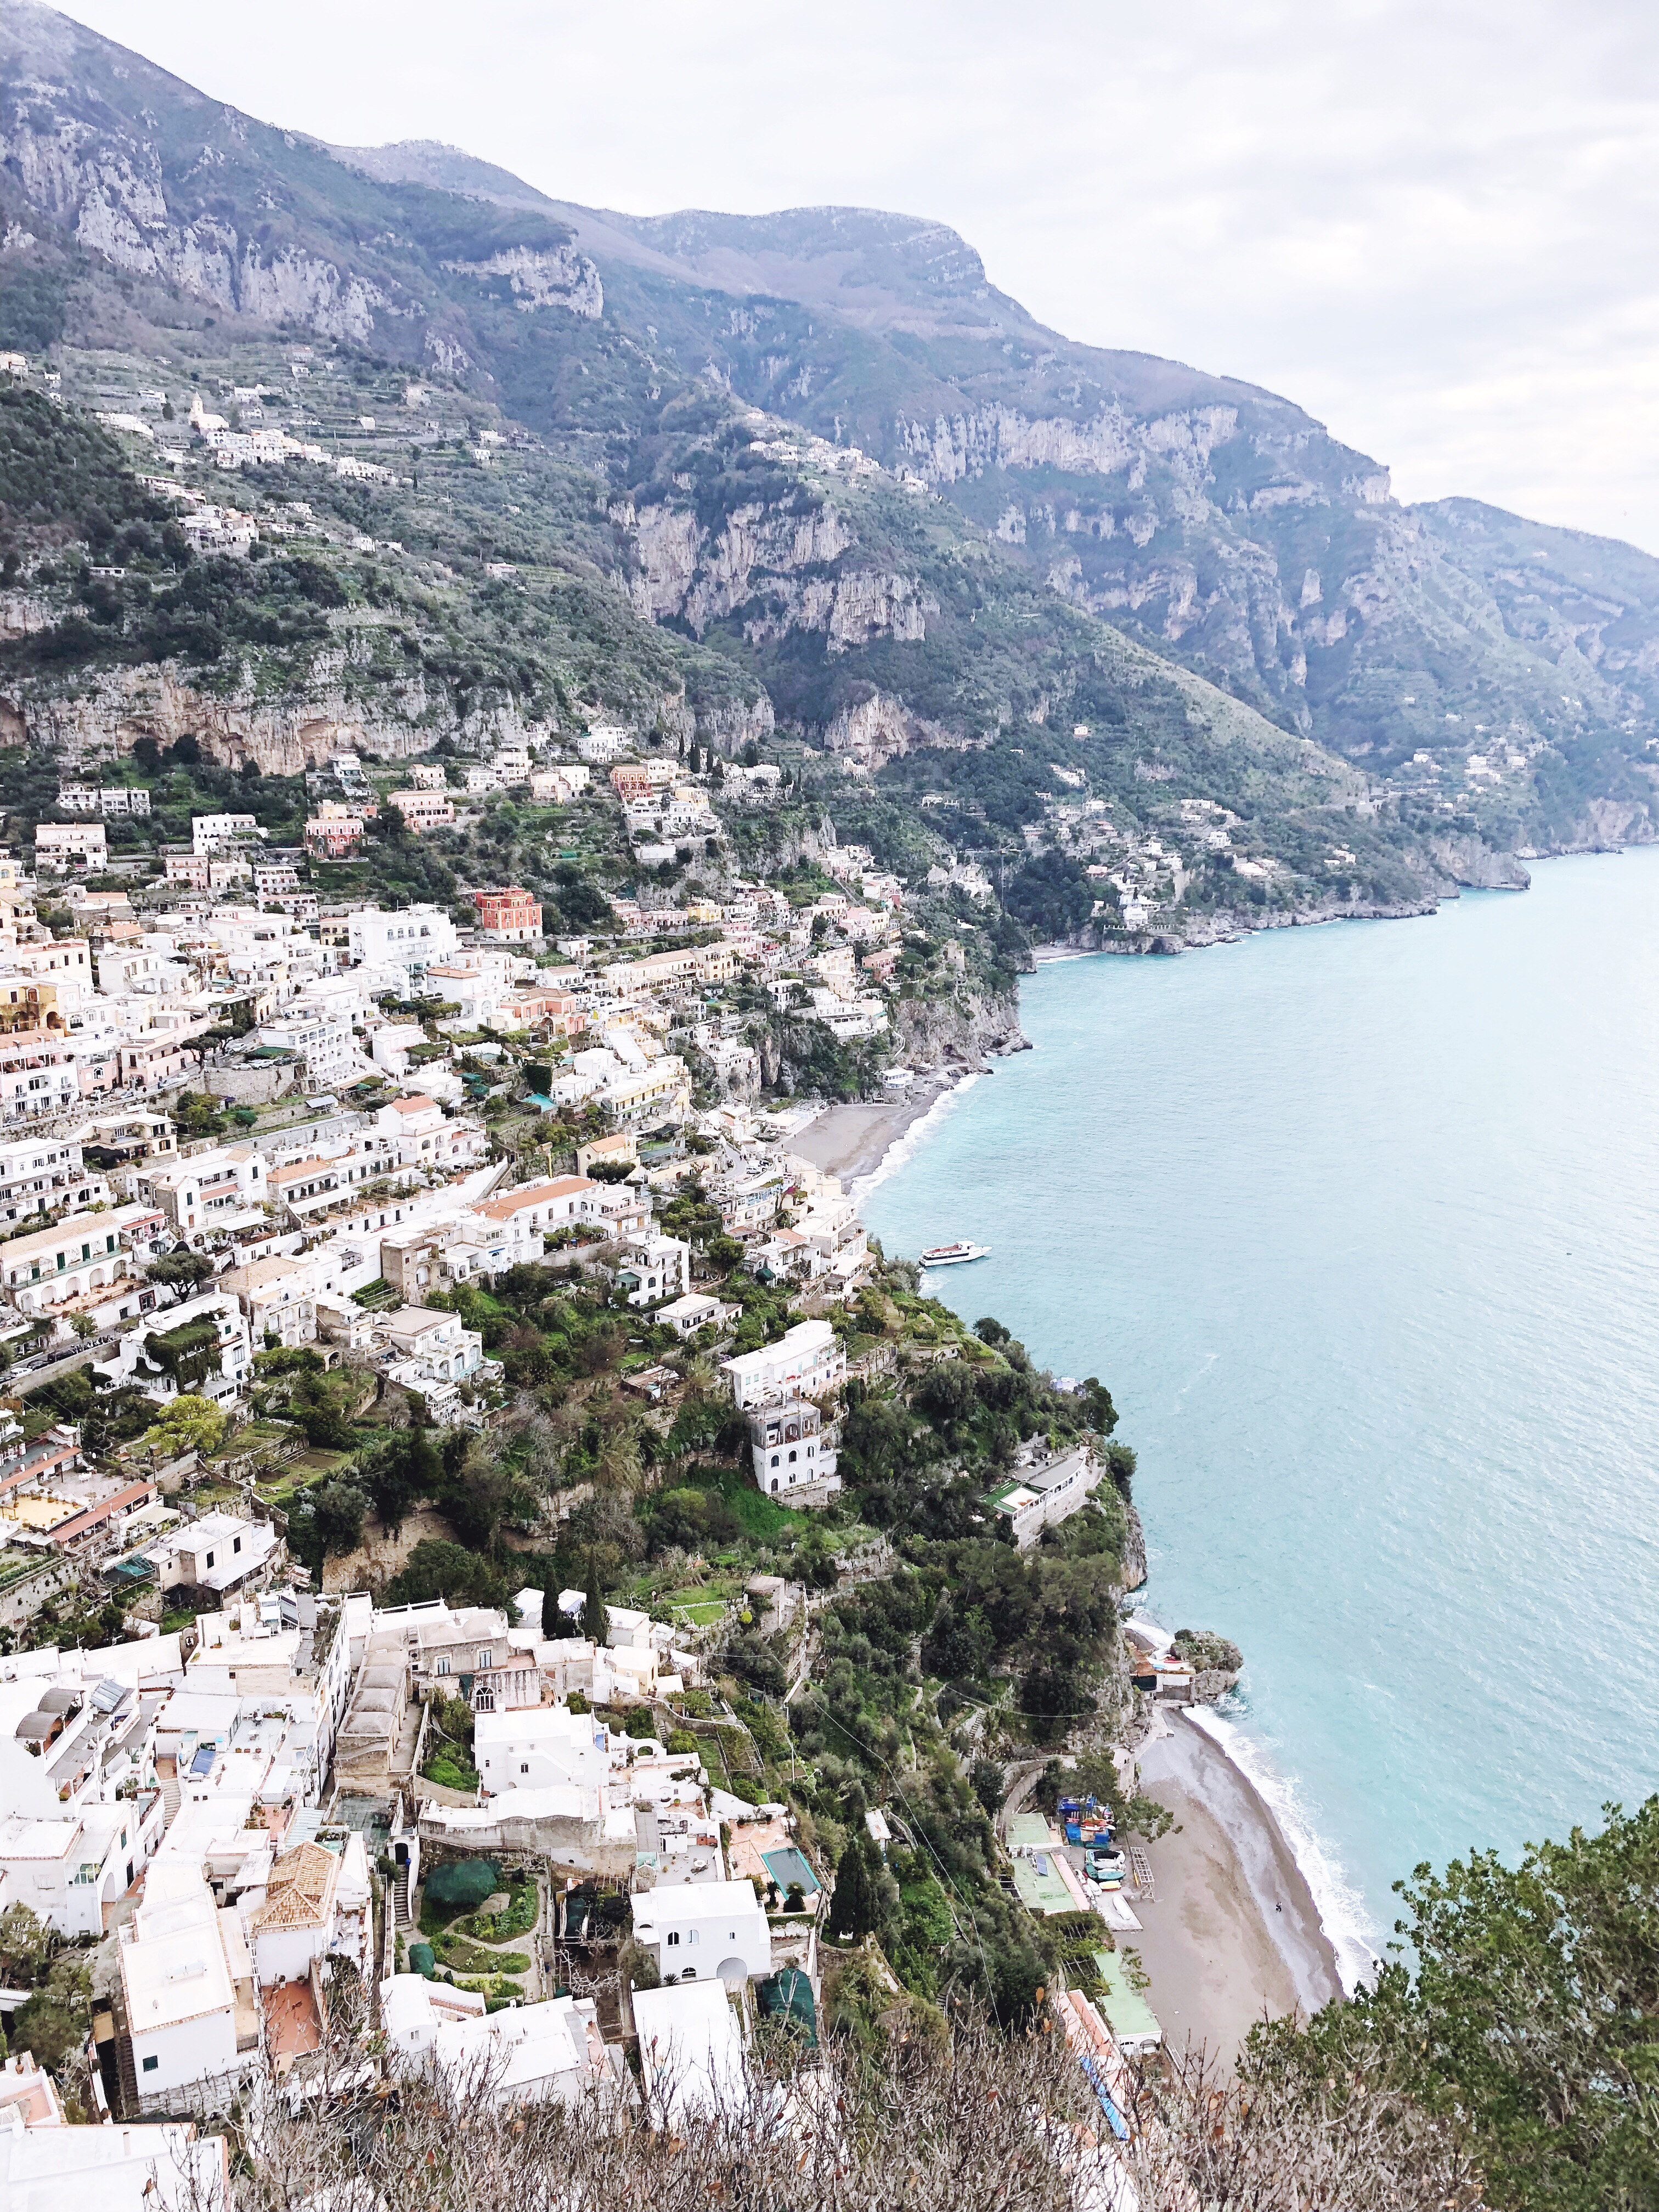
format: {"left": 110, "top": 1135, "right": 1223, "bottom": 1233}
{"left": 581, "top": 1555, "right": 610, "bottom": 1645}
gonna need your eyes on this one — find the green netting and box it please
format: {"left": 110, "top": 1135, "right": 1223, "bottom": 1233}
{"left": 423, "top": 1857, "right": 500, "bottom": 1911}
{"left": 407, "top": 1941, "right": 437, "bottom": 1978}
{"left": 755, "top": 1966, "right": 817, "bottom": 2045}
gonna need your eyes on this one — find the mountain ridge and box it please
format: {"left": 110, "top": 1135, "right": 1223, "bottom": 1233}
{"left": 2, "top": 0, "right": 1656, "bottom": 882}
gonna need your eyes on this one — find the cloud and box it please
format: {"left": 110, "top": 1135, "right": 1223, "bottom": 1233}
{"left": 58, "top": 0, "right": 1659, "bottom": 547}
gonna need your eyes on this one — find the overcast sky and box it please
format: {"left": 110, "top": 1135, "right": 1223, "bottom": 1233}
{"left": 59, "top": 0, "right": 1659, "bottom": 551}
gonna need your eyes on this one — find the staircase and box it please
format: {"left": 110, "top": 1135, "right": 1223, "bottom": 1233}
{"left": 115, "top": 2029, "right": 139, "bottom": 2120}
{"left": 394, "top": 1868, "right": 413, "bottom": 1929}
{"left": 160, "top": 1773, "right": 182, "bottom": 1825}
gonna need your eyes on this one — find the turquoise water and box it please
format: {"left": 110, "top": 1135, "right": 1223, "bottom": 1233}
{"left": 862, "top": 852, "right": 1659, "bottom": 1982}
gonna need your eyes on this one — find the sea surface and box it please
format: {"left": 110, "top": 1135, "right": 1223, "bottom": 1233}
{"left": 861, "top": 851, "right": 1659, "bottom": 1987}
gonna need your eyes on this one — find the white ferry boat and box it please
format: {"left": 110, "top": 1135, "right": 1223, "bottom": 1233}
{"left": 919, "top": 1240, "right": 990, "bottom": 1268}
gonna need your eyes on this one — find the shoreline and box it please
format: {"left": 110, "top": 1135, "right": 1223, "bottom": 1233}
{"left": 1127, "top": 1709, "right": 1345, "bottom": 2059}
{"left": 783, "top": 1070, "right": 980, "bottom": 1193}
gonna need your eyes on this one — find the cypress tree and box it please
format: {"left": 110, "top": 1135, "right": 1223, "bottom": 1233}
{"left": 541, "top": 1574, "right": 560, "bottom": 1641}
{"left": 581, "top": 1555, "right": 610, "bottom": 1645}
{"left": 828, "top": 1831, "right": 877, "bottom": 1940}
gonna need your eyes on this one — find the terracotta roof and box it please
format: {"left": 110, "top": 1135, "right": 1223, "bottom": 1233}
{"left": 254, "top": 1840, "right": 338, "bottom": 1932}
{"left": 390, "top": 1094, "right": 437, "bottom": 1116}
{"left": 475, "top": 1175, "right": 594, "bottom": 1222}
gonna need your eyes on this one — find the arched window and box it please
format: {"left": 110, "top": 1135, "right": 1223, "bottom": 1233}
{"left": 667, "top": 1931, "right": 680, "bottom": 1946}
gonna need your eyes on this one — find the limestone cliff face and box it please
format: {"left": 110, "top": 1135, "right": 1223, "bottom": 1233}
{"left": 441, "top": 245, "right": 602, "bottom": 319}
{"left": 894, "top": 399, "right": 1237, "bottom": 494}
{"left": 2, "top": 655, "right": 762, "bottom": 775}
{"left": 1422, "top": 833, "right": 1533, "bottom": 889}
{"left": 623, "top": 493, "right": 934, "bottom": 658}
{"left": 892, "top": 986, "right": 1028, "bottom": 1072}
{"left": 1, "top": 105, "right": 401, "bottom": 341}
{"left": 2, "top": 662, "right": 448, "bottom": 776}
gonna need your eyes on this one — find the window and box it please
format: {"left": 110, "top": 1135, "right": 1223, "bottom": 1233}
{"left": 142, "top": 2055, "right": 158, "bottom": 2073}
{"left": 477, "top": 1649, "right": 493, "bottom": 1669}
{"left": 667, "top": 1931, "right": 680, "bottom": 1947}
{"left": 520, "top": 1762, "right": 529, "bottom": 1774}
{"left": 205, "top": 1551, "right": 215, "bottom": 1569}
{"left": 436, "top": 1657, "right": 450, "bottom": 1676}
{"left": 233, "top": 1536, "right": 241, "bottom": 1554}
{"left": 770, "top": 1453, "right": 779, "bottom": 1469}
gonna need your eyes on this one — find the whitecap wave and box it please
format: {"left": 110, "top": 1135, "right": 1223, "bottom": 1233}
{"left": 1183, "top": 1701, "right": 1383, "bottom": 1996}
{"left": 850, "top": 1072, "right": 980, "bottom": 1204}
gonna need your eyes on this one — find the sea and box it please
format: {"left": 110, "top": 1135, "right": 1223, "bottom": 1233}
{"left": 860, "top": 849, "right": 1659, "bottom": 1990}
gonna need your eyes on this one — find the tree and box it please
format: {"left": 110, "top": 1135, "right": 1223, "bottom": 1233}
{"left": 12, "top": 1950, "right": 91, "bottom": 2075}
{"left": 382, "top": 1538, "right": 512, "bottom": 1611}
{"left": 827, "top": 1831, "right": 881, "bottom": 1942}
{"left": 308, "top": 1479, "right": 367, "bottom": 1558}
{"left": 140, "top": 1392, "right": 227, "bottom": 1461}
{"left": 0, "top": 1902, "right": 53, "bottom": 1988}
{"left": 580, "top": 1555, "right": 609, "bottom": 1645}
{"left": 68, "top": 1312, "right": 95, "bottom": 1341}
{"left": 365, "top": 1428, "right": 439, "bottom": 1538}
{"left": 145, "top": 1249, "right": 215, "bottom": 1291}
{"left": 541, "top": 1575, "right": 561, "bottom": 1640}
{"left": 1305, "top": 1794, "right": 1659, "bottom": 2212}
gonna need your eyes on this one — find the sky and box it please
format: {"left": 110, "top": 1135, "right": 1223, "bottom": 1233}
{"left": 55, "top": 0, "right": 1659, "bottom": 552}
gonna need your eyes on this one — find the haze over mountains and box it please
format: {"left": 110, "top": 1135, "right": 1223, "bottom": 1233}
{"left": 3, "top": 0, "right": 1657, "bottom": 868}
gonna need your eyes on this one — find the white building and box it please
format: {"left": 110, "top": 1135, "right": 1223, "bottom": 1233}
{"left": 142, "top": 1509, "right": 279, "bottom": 1599}
{"left": 722, "top": 1318, "right": 847, "bottom": 1409}
{"left": 0, "top": 1137, "right": 108, "bottom": 1227}
{"left": 633, "top": 1980, "right": 746, "bottom": 2123}
{"left": 0, "top": 2111, "right": 229, "bottom": 2209}
{"left": 629, "top": 1877, "right": 771, "bottom": 1987}
{"left": 473, "top": 1704, "right": 606, "bottom": 1800}
{"left": 747, "top": 1397, "right": 839, "bottom": 1499}
{"left": 95, "top": 1293, "right": 255, "bottom": 1412}
{"left": 117, "top": 1869, "right": 254, "bottom": 2111}
{"left": 574, "top": 726, "right": 628, "bottom": 763}
{"left": 256, "top": 1010, "right": 359, "bottom": 1091}
{"left": 616, "top": 1230, "right": 692, "bottom": 1308}
{"left": 380, "top": 1978, "right": 614, "bottom": 2108}
{"left": 191, "top": 814, "right": 264, "bottom": 856}
{"left": 35, "top": 823, "right": 108, "bottom": 873}
{"left": 347, "top": 905, "right": 459, "bottom": 981}
{"left": 247, "top": 1833, "right": 371, "bottom": 1990}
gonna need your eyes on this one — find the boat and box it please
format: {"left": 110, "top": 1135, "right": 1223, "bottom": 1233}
{"left": 919, "top": 1241, "right": 990, "bottom": 1267}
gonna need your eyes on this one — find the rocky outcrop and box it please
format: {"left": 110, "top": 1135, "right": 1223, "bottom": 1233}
{"left": 0, "top": 663, "right": 451, "bottom": 775}
{"left": 442, "top": 244, "right": 602, "bottom": 318}
{"left": 1172, "top": 1628, "right": 1242, "bottom": 1704}
{"left": 1119, "top": 1503, "right": 1147, "bottom": 1592}
{"left": 822, "top": 689, "right": 954, "bottom": 770}
{"left": 892, "top": 986, "right": 1028, "bottom": 1073}
{"left": 659, "top": 688, "right": 775, "bottom": 755}
{"left": 893, "top": 400, "right": 1239, "bottom": 491}
{"left": 1422, "top": 833, "right": 1532, "bottom": 890}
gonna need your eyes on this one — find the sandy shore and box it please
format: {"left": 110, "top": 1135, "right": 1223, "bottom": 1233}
{"left": 1124, "top": 1712, "right": 1343, "bottom": 2063}
{"left": 784, "top": 1076, "right": 956, "bottom": 1184}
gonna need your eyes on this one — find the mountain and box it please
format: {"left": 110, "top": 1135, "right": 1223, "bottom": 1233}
{"left": 2, "top": 0, "right": 1655, "bottom": 916}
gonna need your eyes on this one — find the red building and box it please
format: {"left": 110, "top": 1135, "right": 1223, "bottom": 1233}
{"left": 471, "top": 885, "right": 543, "bottom": 943}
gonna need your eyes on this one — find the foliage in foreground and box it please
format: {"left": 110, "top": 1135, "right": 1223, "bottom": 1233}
{"left": 1289, "top": 1794, "right": 1659, "bottom": 2212}
{"left": 150, "top": 2001, "right": 1477, "bottom": 2212}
